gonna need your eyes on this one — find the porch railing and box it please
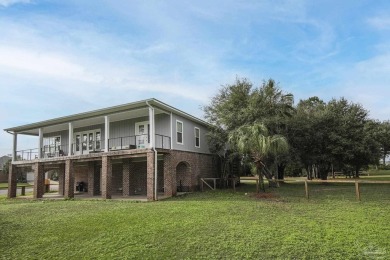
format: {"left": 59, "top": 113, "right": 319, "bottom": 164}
{"left": 155, "top": 134, "right": 171, "bottom": 149}
{"left": 42, "top": 143, "right": 69, "bottom": 158}
{"left": 73, "top": 140, "right": 103, "bottom": 155}
{"left": 108, "top": 134, "right": 171, "bottom": 151}
{"left": 16, "top": 148, "right": 40, "bottom": 161}
{"left": 14, "top": 134, "right": 171, "bottom": 161}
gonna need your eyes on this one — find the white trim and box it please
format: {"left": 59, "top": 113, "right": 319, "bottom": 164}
{"left": 12, "top": 133, "right": 17, "bottom": 161}
{"left": 104, "top": 116, "right": 110, "bottom": 152}
{"left": 176, "top": 120, "right": 184, "bottom": 145}
{"left": 38, "top": 128, "right": 43, "bottom": 158}
{"left": 170, "top": 112, "right": 173, "bottom": 149}
{"left": 148, "top": 106, "right": 155, "bottom": 148}
{"left": 194, "top": 127, "right": 200, "bottom": 148}
{"left": 68, "top": 122, "right": 73, "bottom": 156}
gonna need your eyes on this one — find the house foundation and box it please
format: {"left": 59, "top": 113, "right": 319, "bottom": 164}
{"left": 7, "top": 149, "right": 217, "bottom": 200}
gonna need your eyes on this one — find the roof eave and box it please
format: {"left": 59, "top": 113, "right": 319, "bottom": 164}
{"left": 3, "top": 98, "right": 211, "bottom": 133}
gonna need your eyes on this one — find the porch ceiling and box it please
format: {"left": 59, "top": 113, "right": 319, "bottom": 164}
{"left": 19, "top": 108, "right": 166, "bottom": 136}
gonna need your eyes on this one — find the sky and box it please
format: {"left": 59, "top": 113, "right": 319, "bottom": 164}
{"left": 1, "top": 0, "right": 390, "bottom": 155}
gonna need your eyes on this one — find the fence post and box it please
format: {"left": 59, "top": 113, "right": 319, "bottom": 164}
{"left": 355, "top": 181, "right": 361, "bottom": 201}
{"left": 201, "top": 178, "right": 204, "bottom": 192}
{"left": 21, "top": 186, "right": 25, "bottom": 196}
{"left": 305, "top": 180, "right": 309, "bottom": 200}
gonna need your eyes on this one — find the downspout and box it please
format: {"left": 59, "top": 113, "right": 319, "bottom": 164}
{"left": 170, "top": 112, "right": 173, "bottom": 149}
{"left": 146, "top": 101, "right": 158, "bottom": 201}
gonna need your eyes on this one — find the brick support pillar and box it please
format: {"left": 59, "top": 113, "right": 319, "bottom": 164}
{"left": 33, "top": 162, "right": 45, "bottom": 199}
{"left": 101, "top": 155, "right": 112, "bottom": 199}
{"left": 7, "top": 164, "right": 17, "bottom": 198}
{"left": 64, "top": 159, "right": 74, "bottom": 198}
{"left": 95, "top": 165, "right": 101, "bottom": 195}
{"left": 163, "top": 153, "right": 176, "bottom": 197}
{"left": 58, "top": 164, "right": 65, "bottom": 196}
{"left": 122, "top": 159, "right": 130, "bottom": 196}
{"left": 147, "top": 151, "right": 155, "bottom": 201}
{"left": 88, "top": 162, "right": 96, "bottom": 196}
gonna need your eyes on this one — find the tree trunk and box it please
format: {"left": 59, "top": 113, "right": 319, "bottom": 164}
{"left": 256, "top": 165, "right": 265, "bottom": 192}
{"left": 277, "top": 163, "right": 285, "bottom": 180}
{"left": 307, "top": 165, "right": 312, "bottom": 180}
{"left": 355, "top": 166, "right": 360, "bottom": 178}
{"left": 332, "top": 164, "right": 335, "bottom": 179}
{"left": 318, "top": 164, "right": 329, "bottom": 180}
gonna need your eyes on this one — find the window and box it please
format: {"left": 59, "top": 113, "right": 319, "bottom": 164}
{"left": 176, "top": 120, "right": 183, "bottom": 144}
{"left": 96, "top": 132, "right": 101, "bottom": 150}
{"left": 195, "top": 127, "right": 200, "bottom": 148}
{"left": 43, "top": 136, "right": 61, "bottom": 154}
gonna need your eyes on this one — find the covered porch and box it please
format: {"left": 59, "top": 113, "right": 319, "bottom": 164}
{"left": 7, "top": 101, "right": 172, "bottom": 162}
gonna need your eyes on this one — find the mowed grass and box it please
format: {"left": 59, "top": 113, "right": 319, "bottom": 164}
{"left": 1, "top": 181, "right": 390, "bottom": 259}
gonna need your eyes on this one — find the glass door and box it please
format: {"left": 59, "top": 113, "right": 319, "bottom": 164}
{"left": 75, "top": 134, "right": 81, "bottom": 155}
{"left": 82, "top": 133, "right": 88, "bottom": 153}
{"left": 74, "top": 130, "right": 100, "bottom": 155}
{"left": 135, "top": 121, "right": 150, "bottom": 148}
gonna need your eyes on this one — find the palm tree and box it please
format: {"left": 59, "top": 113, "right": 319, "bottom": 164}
{"left": 228, "top": 122, "right": 289, "bottom": 185}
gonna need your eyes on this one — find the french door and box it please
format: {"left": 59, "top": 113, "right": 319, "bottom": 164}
{"left": 74, "top": 130, "right": 101, "bottom": 155}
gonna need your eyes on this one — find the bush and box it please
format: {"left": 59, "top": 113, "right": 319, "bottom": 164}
{"left": 378, "top": 164, "right": 390, "bottom": 170}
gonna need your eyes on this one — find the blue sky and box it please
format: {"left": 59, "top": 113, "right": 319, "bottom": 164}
{"left": 1, "top": 0, "right": 390, "bottom": 155}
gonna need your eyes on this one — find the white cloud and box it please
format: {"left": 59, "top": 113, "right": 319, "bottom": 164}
{"left": 367, "top": 16, "right": 390, "bottom": 30}
{"left": 338, "top": 52, "right": 390, "bottom": 120}
{"left": 0, "top": 0, "right": 31, "bottom": 7}
{"left": 0, "top": 13, "right": 217, "bottom": 105}
{"left": 0, "top": 45, "right": 101, "bottom": 83}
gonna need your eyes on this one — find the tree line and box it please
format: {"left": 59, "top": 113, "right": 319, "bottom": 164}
{"left": 203, "top": 78, "right": 390, "bottom": 180}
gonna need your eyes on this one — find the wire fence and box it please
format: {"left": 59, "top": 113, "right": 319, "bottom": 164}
{"left": 238, "top": 178, "right": 390, "bottom": 202}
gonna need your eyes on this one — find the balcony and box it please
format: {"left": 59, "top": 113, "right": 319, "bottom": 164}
{"left": 15, "top": 134, "right": 171, "bottom": 162}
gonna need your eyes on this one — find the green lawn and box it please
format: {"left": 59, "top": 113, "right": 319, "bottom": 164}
{"left": 1, "top": 181, "right": 389, "bottom": 259}
{"left": 367, "top": 168, "right": 390, "bottom": 176}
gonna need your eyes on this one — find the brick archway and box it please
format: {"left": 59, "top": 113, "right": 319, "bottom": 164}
{"left": 176, "top": 161, "right": 191, "bottom": 192}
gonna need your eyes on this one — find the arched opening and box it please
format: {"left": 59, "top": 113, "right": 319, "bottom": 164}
{"left": 176, "top": 161, "right": 191, "bottom": 192}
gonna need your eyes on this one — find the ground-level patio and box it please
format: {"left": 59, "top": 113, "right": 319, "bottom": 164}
{"left": 7, "top": 148, "right": 216, "bottom": 201}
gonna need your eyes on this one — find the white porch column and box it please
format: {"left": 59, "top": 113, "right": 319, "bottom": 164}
{"left": 104, "top": 116, "right": 110, "bottom": 152}
{"left": 68, "top": 122, "right": 73, "bottom": 156}
{"left": 148, "top": 106, "right": 155, "bottom": 148}
{"left": 12, "top": 133, "right": 17, "bottom": 162}
{"left": 38, "top": 128, "right": 43, "bottom": 159}
{"left": 170, "top": 112, "right": 173, "bottom": 149}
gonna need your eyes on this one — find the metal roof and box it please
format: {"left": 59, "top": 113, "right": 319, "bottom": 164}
{"left": 4, "top": 98, "right": 210, "bottom": 134}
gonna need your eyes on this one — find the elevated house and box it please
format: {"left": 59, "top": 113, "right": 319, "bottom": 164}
{"left": 4, "top": 99, "right": 216, "bottom": 200}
